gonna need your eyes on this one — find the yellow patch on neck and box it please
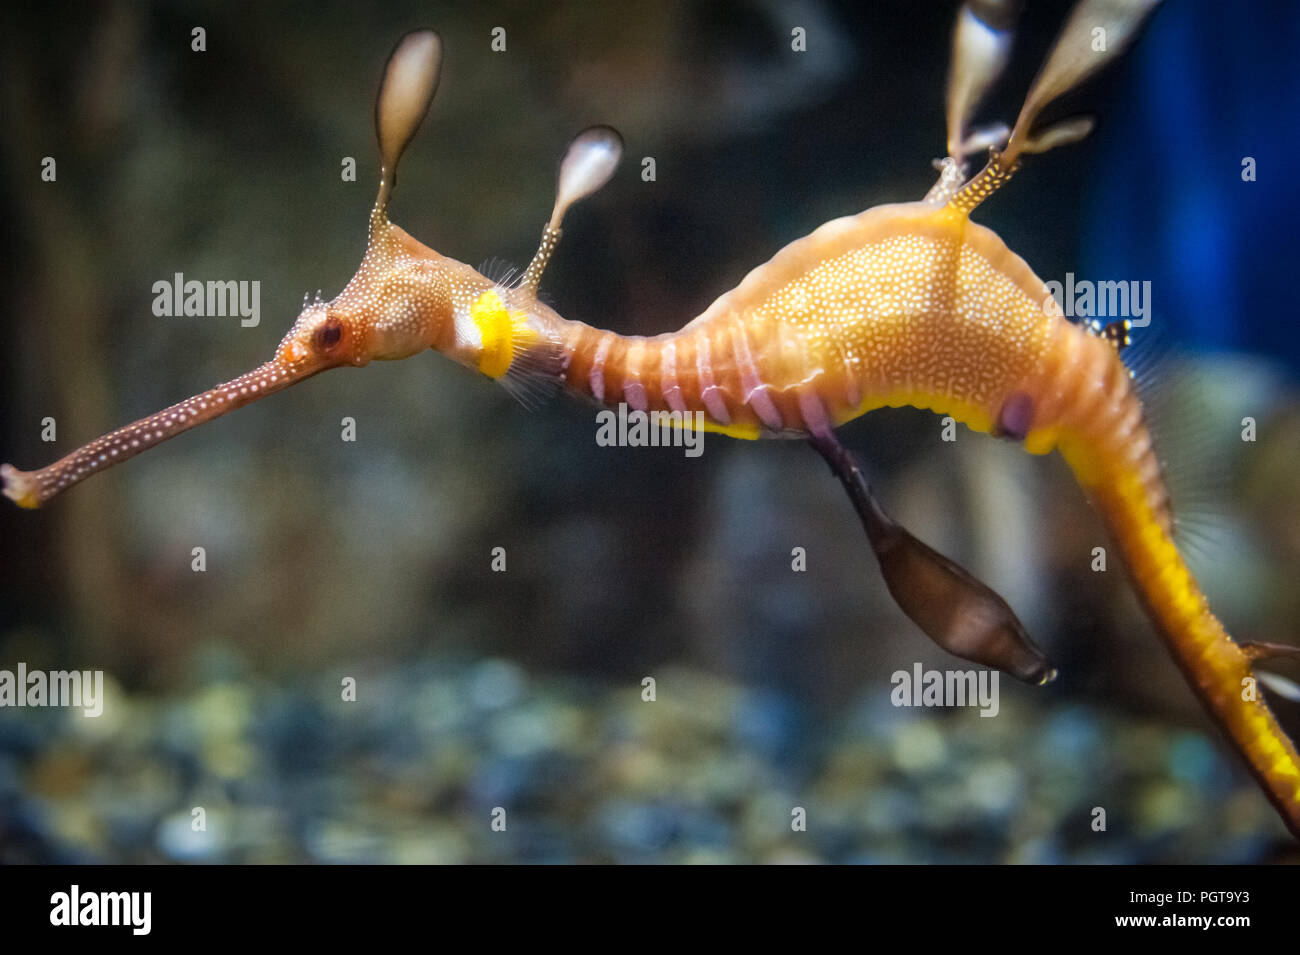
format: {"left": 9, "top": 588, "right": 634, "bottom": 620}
{"left": 470, "top": 290, "right": 538, "bottom": 379}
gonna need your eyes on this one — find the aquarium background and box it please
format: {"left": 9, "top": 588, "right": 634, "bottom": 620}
{"left": 1, "top": 0, "right": 1298, "bottom": 863}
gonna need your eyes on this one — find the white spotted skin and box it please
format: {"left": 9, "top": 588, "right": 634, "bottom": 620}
{"left": 1, "top": 361, "right": 307, "bottom": 507}
{"left": 0, "top": 208, "right": 499, "bottom": 508}
{"left": 277, "top": 211, "right": 460, "bottom": 368}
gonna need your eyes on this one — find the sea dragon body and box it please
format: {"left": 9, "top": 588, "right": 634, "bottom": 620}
{"left": 5, "top": 3, "right": 1299, "bottom": 836}
{"left": 486, "top": 194, "right": 1300, "bottom": 834}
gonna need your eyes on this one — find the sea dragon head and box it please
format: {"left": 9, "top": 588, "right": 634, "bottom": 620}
{"left": 2, "top": 29, "right": 621, "bottom": 508}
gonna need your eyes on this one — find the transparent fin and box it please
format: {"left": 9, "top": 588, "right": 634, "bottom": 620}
{"left": 1258, "top": 670, "right": 1300, "bottom": 704}
{"left": 948, "top": 0, "right": 1161, "bottom": 214}
{"left": 1021, "top": 115, "right": 1096, "bottom": 154}
{"left": 374, "top": 30, "right": 443, "bottom": 214}
{"left": 1004, "top": 0, "right": 1161, "bottom": 164}
{"left": 500, "top": 336, "right": 567, "bottom": 410}
{"left": 960, "top": 121, "right": 1011, "bottom": 156}
{"left": 495, "top": 290, "right": 568, "bottom": 410}
{"left": 520, "top": 126, "right": 624, "bottom": 298}
{"left": 550, "top": 125, "right": 623, "bottom": 231}
{"left": 946, "top": 1, "right": 1019, "bottom": 164}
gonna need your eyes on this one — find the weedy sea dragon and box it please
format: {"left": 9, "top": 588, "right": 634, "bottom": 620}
{"left": 5, "top": 0, "right": 1300, "bottom": 837}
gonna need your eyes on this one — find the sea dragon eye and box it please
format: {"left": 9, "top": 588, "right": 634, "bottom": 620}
{"left": 315, "top": 319, "right": 343, "bottom": 351}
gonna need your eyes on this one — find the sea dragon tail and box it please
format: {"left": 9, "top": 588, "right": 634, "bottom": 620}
{"left": 1066, "top": 434, "right": 1300, "bottom": 837}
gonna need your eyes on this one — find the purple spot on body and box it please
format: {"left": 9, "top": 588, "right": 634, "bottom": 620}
{"left": 702, "top": 386, "right": 731, "bottom": 425}
{"left": 798, "top": 390, "right": 832, "bottom": 436}
{"left": 996, "top": 391, "right": 1035, "bottom": 441}
{"left": 623, "top": 381, "right": 648, "bottom": 412}
{"left": 746, "top": 387, "right": 783, "bottom": 431}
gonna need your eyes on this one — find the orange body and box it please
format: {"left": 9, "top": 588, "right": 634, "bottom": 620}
{"left": 542, "top": 199, "right": 1300, "bottom": 833}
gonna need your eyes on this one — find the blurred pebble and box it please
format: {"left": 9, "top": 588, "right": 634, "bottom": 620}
{"left": 467, "top": 659, "right": 525, "bottom": 711}
{"left": 157, "top": 808, "right": 227, "bottom": 862}
{"left": 0, "top": 652, "right": 1288, "bottom": 863}
{"left": 891, "top": 720, "right": 946, "bottom": 773}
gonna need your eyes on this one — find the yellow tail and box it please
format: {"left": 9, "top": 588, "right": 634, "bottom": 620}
{"left": 1061, "top": 434, "right": 1300, "bottom": 837}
